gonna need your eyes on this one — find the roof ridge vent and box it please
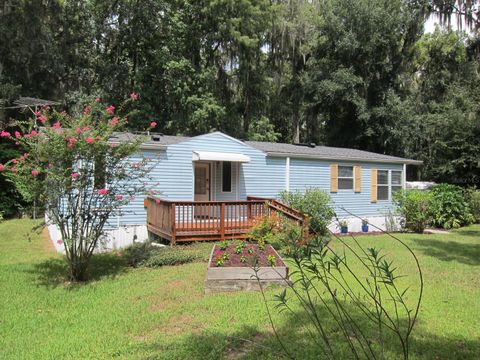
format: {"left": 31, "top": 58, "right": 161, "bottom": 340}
{"left": 294, "top": 142, "right": 316, "bottom": 148}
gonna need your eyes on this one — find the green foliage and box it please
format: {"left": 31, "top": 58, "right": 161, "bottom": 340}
{"left": 279, "top": 188, "right": 334, "bottom": 235}
{"left": 394, "top": 189, "right": 432, "bottom": 233}
{"left": 123, "top": 242, "right": 207, "bottom": 268}
{"left": 141, "top": 249, "right": 197, "bottom": 268}
{"left": 466, "top": 189, "right": 480, "bottom": 223}
{"left": 428, "top": 184, "right": 474, "bottom": 229}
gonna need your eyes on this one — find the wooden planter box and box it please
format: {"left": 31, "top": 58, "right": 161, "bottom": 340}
{"left": 205, "top": 244, "right": 290, "bottom": 294}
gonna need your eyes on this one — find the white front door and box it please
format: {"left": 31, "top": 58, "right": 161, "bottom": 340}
{"left": 194, "top": 163, "right": 210, "bottom": 202}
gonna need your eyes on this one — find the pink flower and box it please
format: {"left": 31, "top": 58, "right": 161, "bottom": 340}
{"left": 109, "top": 117, "right": 119, "bottom": 126}
{"left": 19, "top": 155, "right": 25, "bottom": 162}
{"left": 31, "top": 169, "right": 39, "bottom": 177}
{"left": 24, "top": 134, "right": 31, "bottom": 139}
{"left": 115, "top": 195, "right": 124, "bottom": 200}
{"left": 95, "top": 97, "right": 100, "bottom": 102}
{"left": 130, "top": 92, "right": 138, "bottom": 101}
{"left": 48, "top": 163, "right": 53, "bottom": 168}
{"left": 53, "top": 122, "right": 61, "bottom": 129}
{"left": 70, "top": 172, "right": 80, "bottom": 179}
{"left": 85, "top": 137, "right": 94, "bottom": 144}
{"left": 37, "top": 115, "right": 47, "bottom": 124}
{"left": 83, "top": 126, "right": 91, "bottom": 131}
{"left": 12, "top": 159, "right": 17, "bottom": 164}
{"left": 98, "top": 188, "right": 109, "bottom": 195}
{"left": 11, "top": 167, "right": 17, "bottom": 173}
{"left": 56, "top": 239, "right": 62, "bottom": 245}
{"left": 75, "top": 127, "right": 83, "bottom": 134}
{"left": 0, "top": 164, "right": 4, "bottom": 171}
{"left": 15, "top": 141, "right": 19, "bottom": 145}
{"left": 30, "top": 130, "right": 38, "bottom": 137}
{"left": 150, "top": 121, "right": 157, "bottom": 128}
{"left": 83, "top": 106, "right": 92, "bottom": 115}
{"left": 68, "top": 137, "right": 77, "bottom": 144}
{"left": 106, "top": 105, "right": 115, "bottom": 115}
{"left": 0, "top": 130, "right": 11, "bottom": 138}
{"left": 15, "top": 131, "right": 21, "bottom": 139}
{"left": 155, "top": 198, "right": 161, "bottom": 204}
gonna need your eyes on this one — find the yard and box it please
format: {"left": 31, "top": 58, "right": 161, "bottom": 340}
{"left": 1, "top": 219, "right": 479, "bottom": 359}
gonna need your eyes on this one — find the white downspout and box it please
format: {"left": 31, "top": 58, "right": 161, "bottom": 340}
{"left": 285, "top": 157, "right": 290, "bottom": 191}
{"left": 403, "top": 163, "right": 407, "bottom": 189}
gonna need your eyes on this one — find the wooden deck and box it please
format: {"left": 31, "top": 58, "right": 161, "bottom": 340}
{"left": 145, "top": 196, "right": 307, "bottom": 244}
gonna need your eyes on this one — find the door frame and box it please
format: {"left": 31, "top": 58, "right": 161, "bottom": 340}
{"left": 194, "top": 162, "right": 211, "bottom": 202}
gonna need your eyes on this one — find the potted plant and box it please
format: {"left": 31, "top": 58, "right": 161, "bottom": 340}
{"left": 339, "top": 220, "right": 348, "bottom": 234}
{"left": 361, "top": 219, "right": 369, "bottom": 233}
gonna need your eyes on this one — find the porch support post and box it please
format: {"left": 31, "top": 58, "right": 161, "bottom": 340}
{"left": 220, "top": 202, "right": 225, "bottom": 241}
{"left": 171, "top": 203, "right": 176, "bottom": 246}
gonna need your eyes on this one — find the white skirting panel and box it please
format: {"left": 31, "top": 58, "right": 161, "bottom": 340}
{"left": 328, "top": 215, "right": 402, "bottom": 234}
{"left": 45, "top": 214, "right": 148, "bottom": 253}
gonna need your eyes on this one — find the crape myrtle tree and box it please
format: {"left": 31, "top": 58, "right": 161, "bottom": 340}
{"left": 0, "top": 93, "right": 157, "bottom": 281}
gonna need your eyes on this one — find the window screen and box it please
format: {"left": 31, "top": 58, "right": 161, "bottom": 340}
{"left": 338, "top": 166, "right": 354, "bottom": 190}
{"left": 391, "top": 171, "right": 402, "bottom": 194}
{"left": 377, "top": 170, "right": 389, "bottom": 200}
{"left": 222, "top": 162, "right": 232, "bottom": 192}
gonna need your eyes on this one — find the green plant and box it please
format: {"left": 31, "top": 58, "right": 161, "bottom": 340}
{"left": 279, "top": 188, "right": 334, "bottom": 236}
{"left": 247, "top": 245, "right": 254, "bottom": 254}
{"left": 394, "top": 189, "right": 432, "bottom": 233}
{"left": 466, "top": 188, "right": 480, "bottom": 223}
{"left": 267, "top": 253, "right": 276, "bottom": 267}
{"left": 257, "top": 239, "right": 266, "bottom": 251}
{"left": 428, "top": 184, "right": 474, "bottom": 229}
{"left": 234, "top": 241, "right": 245, "bottom": 254}
{"left": 240, "top": 255, "right": 247, "bottom": 263}
{"left": 338, "top": 220, "right": 348, "bottom": 228}
{"left": 122, "top": 242, "right": 153, "bottom": 267}
{"left": 362, "top": 219, "right": 368, "bottom": 226}
{"left": 142, "top": 249, "right": 196, "bottom": 267}
{"left": 219, "top": 240, "right": 229, "bottom": 250}
{"left": 216, "top": 256, "right": 225, "bottom": 267}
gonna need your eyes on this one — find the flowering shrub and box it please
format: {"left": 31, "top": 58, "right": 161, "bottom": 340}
{"left": 1, "top": 95, "right": 155, "bottom": 281}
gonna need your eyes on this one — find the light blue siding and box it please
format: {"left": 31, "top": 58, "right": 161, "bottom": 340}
{"left": 289, "top": 158, "right": 402, "bottom": 218}
{"left": 112, "top": 132, "right": 404, "bottom": 227}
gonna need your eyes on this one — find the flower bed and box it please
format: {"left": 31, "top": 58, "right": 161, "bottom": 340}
{"left": 212, "top": 243, "right": 284, "bottom": 268}
{"left": 205, "top": 242, "right": 289, "bottom": 294}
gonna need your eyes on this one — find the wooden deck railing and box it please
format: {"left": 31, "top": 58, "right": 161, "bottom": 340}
{"left": 146, "top": 196, "right": 308, "bottom": 244}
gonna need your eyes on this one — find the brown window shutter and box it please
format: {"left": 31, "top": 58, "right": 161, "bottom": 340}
{"left": 371, "top": 168, "right": 378, "bottom": 203}
{"left": 354, "top": 165, "right": 361, "bottom": 193}
{"left": 330, "top": 164, "right": 338, "bottom": 193}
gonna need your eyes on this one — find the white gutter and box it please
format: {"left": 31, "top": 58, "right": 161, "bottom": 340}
{"left": 285, "top": 157, "right": 290, "bottom": 191}
{"left": 265, "top": 152, "right": 423, "bottom": 165}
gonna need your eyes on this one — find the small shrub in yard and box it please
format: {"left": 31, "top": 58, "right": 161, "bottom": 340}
{"left": 123, "top": 242, "right": 209, "bottom": 268}
{"left": 279, "top": 188, "right": 334, "bottom": 236}
{"left": 141, "top": 248, "right": 197, "bottom": 267}
{"left": 428, "top": 184, "right": 474, "bottom": 229}
{"left": 394, "top": 189, "right": 431, "bottom": 233}
{"left": 466, "top": 188, "right": 480, "bottom": 223}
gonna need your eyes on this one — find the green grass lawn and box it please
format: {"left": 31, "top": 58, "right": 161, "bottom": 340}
{"left": 1, "top": 219, "right": 479, "bottom": 359}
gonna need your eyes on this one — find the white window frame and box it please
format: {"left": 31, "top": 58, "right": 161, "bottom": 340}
{"left": 338, "top": 165, "right": 354, "bottom": 191}
{"left": 377, "top": 169, "right": 403, "bottom": 201}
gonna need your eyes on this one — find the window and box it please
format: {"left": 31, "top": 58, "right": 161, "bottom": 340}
{"left": 377, "top": 170, "right": 403, "bottom": 201}
{"left": 338, "top": 166, "right": 354, "bottom": 190}
{"left": 377, "top": 170, "right": 389, "bottom": 200}
{"left": 391, "top": 171, "right": 402, "bottom": 194}
{"left": 94, "top": 155, "right": 106, "bottom": 189}
{"left": 222, "top": 162, "right": 232, "bottom": 192}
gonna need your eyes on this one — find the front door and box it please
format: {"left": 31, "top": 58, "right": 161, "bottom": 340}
{"left": 194, "top": 163, "right": 210, "bottom": 202}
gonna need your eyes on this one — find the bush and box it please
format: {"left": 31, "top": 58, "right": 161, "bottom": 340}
{"left": 279, "top": 188, "right": 334, "bottom": 235}
{"left": 393, "top": 189, "right": 432, "bottom": 233}
{"left": 123, "top": 242, "right": 209, "bottom": 268}
{"left": 466, "top": 189, "right": 480, "bottom": 223}
{"left": 141, "top": 249, "right": 197, "bottom": 267}
{"left": 428, "top": 184, "right": 474, "bottom": 229}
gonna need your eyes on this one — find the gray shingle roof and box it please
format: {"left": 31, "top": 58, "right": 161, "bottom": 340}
{"left": 111, "top": 132, "right": 422, "bottom": 165}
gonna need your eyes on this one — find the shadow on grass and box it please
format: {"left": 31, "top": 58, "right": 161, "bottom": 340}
{"left": 132, "top": 305, "right": 480, "bottom": 360}
{"left": 454, "top": 229, "right": 480, "bottom": 237}
{"left": 412, "top": 238, "right": 480, "bottom": 266}
{"left": 29, "top": 253, "right": 129, "bottom": 288}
